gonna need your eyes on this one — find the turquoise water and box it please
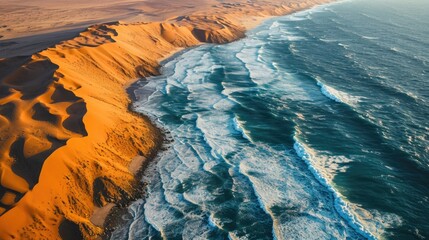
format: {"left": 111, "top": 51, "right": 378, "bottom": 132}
{"left": 113, "top": 0, "right": 429, "bottom": 239}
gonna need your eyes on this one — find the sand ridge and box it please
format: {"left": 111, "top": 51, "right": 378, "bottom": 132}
{"left": 0, "top": 0, "right": 332, "bottom": 239}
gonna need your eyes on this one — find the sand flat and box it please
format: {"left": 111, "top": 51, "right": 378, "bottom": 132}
{"left": 0, "top": 0, "right": 332, "bottom": 238}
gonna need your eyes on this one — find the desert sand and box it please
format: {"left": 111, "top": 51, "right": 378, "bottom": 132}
{"left": 0, "top": 0, "right": 331, "bottom": 239}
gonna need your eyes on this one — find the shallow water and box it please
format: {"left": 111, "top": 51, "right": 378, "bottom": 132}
{"left": 113, "top": 0, "right": 429, "bottom": 239}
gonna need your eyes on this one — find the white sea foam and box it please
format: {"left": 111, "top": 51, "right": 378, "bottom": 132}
{"left": 286, "top": 35, "right": 306, "bottom": 41}
{"left": 293, "top": 136, "right": 378, "bottom": 239}
{"left": 280, "top": 0, "right": 345, "bottom": 24}
{"left": 232, "top": 116, "right": 252, "bottom": 141}
{"left": 221, "top": 86, "right": 250, "bottom": 96}
{"left": 287, "top": 15, "right": 307, "bottom": 21}
{"left": 351, "top": 204, "right": 403, "bottom": 237}
{"left": 267, "top": 24, "right": 305, "bottom": 42}
{"left": 293, "top": 133, "right": 405, "bottom": 239}
{"left": 361, "top": 35, "right": 379, "bottom": 40}
{"left": 320, "top": 38, "right": 338, "bottom": 43}
{"left": 270, "top": 21, "right": 280, "bottom": 29}
{"left": 316, "top": 76, "right": 362, "bottom": 106}
{"left": 251, "top": 65, "right": 323, "bottom": 102}
{"left": 212, "top": 97, "right": 235, "bottom": 111}
{"left": 338, "top": 42, "right": 350, "bottom": 49}
{"left": 236, "top": 40, "right": 278, "bottom": 86}
{"left": 390, "top": 47, "right": 401, "bottom": 53}
{"left": 236, "top": 142, "right": 360, "bottom": 239}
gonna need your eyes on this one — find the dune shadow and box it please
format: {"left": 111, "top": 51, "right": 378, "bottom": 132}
{"left": 9, "top": 136, "right": 68, "bottom": 190}
{"left": 92, "top": 177, "right": 130, "bottom": 208}
{"left": 0, "top": 102, "right": 15, "bottom": 120}
{"left": 63, "top": 102, "right": 88, "bottom": 136}
{"left": 31, "top": 102, "right": 61, "bottom": 124}
{"left": 58, "top": 219, "right": 84, "bottom": 240}
{"left": 51, "top": 84, "right": 81, "bottom": 103}
{"left": 1, "top": 58, "right": 59, "bottom": 100}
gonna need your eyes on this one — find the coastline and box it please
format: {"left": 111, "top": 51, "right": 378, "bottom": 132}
{"left": 0, "top": 0, "right": 334, "bottom": 238}
{"left": 100, "top": 81, "right": 170, "bottom": 239}
{"left": 101, "top": 4, "right": 320, "bottom": 236}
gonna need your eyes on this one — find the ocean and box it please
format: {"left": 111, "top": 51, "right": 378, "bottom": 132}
{"left": 113, "top": 0, "right": 429, "bottom": 239}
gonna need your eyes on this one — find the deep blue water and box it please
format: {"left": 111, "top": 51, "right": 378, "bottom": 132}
{"left": 113, "top": 0, "right": 429, "bottom": 239}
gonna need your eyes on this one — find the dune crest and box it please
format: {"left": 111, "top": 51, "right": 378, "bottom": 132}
{"left": 0, "top": 0, "right": 331, "bottom": 238}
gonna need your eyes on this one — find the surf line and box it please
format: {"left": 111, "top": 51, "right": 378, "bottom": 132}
{"left": 293, "top": 135, "right": 376, "bottom": 239}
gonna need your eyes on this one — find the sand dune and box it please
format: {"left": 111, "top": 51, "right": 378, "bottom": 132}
{"left": 0, "top": 0, "right": 217, "bottom": 58}
{"left": 0, "top": 0, "right": 332, "bottom": 239}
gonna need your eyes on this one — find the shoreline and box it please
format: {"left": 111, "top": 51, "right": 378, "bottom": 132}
{"left": 0, "top": 0, "right": 334, "bottom": 238}
{"left": 101, "top": 4, "right": 322, "bottom": 235}
{"left": 98, "top": 19, "right": 267, "bottom": 237}
{"left": 100, "top": 80, "right": 172, "bottom": 239}
{"left": 92, "top": 92, "right": 165, "bottom": 238}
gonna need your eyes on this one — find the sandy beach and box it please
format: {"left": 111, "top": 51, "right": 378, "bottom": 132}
{"left": 0, "top": 0, "right": 332, "bottom": 238}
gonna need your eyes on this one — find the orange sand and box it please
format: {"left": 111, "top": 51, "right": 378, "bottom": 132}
{"left": 0, "top": 0, "right": 332, "bottom": 239}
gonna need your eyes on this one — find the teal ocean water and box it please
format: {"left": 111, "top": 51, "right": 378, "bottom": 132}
{"left": 113, "top": 0, "right": 429, "bottom": 239}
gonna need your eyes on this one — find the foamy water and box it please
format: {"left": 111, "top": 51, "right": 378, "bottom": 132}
{"left": 112, "top": 0, "right": 429, "bottom": 239}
